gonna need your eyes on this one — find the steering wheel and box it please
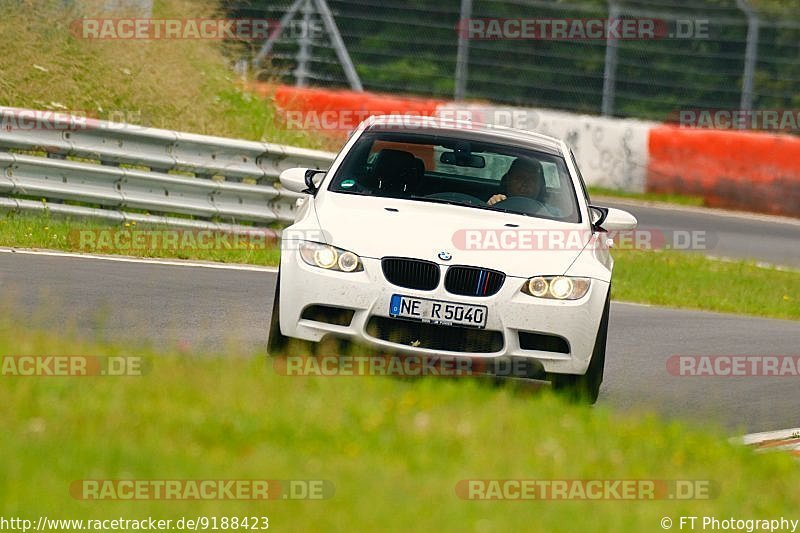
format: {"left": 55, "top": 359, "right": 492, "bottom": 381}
{"left": 424, "top": 192, "right": 485, "bottom": 206}
{"left": 491, "top": 196, "right": 545, "bottom": 214}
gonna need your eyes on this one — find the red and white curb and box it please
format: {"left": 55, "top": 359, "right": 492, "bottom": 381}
{"left": 741, "top": 428, "right": 800, "bottom": 458}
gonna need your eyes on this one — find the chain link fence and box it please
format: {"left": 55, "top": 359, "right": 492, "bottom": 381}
{"left": 235, "top": 0, "right": 800, "bottom": 123}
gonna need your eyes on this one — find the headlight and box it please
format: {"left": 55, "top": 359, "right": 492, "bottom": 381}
{"left": 521, "top": 276, "right": 591, "bottom": 300}
{"left": 337, "top": 251, "right": 360, "bottom": 272}
{"left": 299, "top": 241, "right": 363, "bottom": 272}
{"left": 549, "top": 277, "right": 573, "bottom": 299}
{"left": 527, "top": 277, "right": 549, "bottom": 297}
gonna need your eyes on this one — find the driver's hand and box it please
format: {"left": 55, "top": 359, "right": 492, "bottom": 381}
{"left": 487, "top": 194, "right": 507, "bottom": 206}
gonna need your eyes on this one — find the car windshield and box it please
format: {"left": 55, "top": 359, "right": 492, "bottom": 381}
{"left": 328, "top": 131, "right": 581, "bottom": 223}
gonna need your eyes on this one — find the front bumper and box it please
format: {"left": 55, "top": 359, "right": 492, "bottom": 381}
{"left": 278, "top": 250, "right": 609, "bottom": 375}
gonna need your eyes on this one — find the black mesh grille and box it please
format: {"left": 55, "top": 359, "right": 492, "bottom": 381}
{"left": 366, "top": 316, "right": 504, "bottom": 353}
{"left": 300, "top": 305, "right": 355, "bottom": 327}
{"left": 381, "top": 257, "right": 440, "bottom": 291}
{"left": 518, "top": 331, "right": 570, "bottom": 354}
{"left": 444, "top": 266, "right": 505, "bottom": 297}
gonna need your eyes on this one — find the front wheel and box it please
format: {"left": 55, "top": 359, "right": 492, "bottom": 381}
{"left": 267, "top": 273, "right": 289, "bottom": 355}
{"left": 268, "top": 271, "right": 318, "bottom": 356}
{"left": 550, "top": 294, "right": 609, "bottom": 404}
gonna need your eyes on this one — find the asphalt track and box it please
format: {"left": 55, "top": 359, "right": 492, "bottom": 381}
{"left": 1, "top": 249, "right": 797, "bottom": 434}
{"left": 602, "top": 199, "right": 800, "bottom": 269}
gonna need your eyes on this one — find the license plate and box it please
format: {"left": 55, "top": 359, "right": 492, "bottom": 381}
{"left": 389, "top": 294, "right": 487, "bottom": 329}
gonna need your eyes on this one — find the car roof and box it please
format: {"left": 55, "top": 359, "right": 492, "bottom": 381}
{"left": 363, "top": 114, "right": 564, "bottom": 156}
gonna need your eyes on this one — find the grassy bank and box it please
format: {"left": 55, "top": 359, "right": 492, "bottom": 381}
{"left": 0, "top": 213, "right": 282, "bottom": 266}
{"left": 1, "top": 325, "right": 799, "bottom": 531}
{"left": 589, "top": 187, "right": 706, "bottom": 207}
{"left": 0, "top": 0, "right": 327, "bottom": 149}
{"left": 612, "top": 250, "right": 799, "bottom": 320}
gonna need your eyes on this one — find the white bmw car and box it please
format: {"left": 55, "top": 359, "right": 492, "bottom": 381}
{"left": 269, "top": 115, "right": 637, "bottom": 402}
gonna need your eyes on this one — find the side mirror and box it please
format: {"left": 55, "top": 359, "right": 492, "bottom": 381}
{"left": 279, "top": 167, "right": 326, "bottom": 194}
{"left": 589, "top": 205, "right": 637, "bottom": 231}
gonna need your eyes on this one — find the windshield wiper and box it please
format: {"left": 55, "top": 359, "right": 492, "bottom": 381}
{"left": 407, "top": 195, "right": 562, "bottom": 222}
{"left": 409, "top": 196, "right": 515, "bottom": 215}
{"left": 408, "top": 196, "right": 480, "bottom": 208}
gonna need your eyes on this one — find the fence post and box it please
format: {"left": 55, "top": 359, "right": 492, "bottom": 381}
{"left": 601, "top": 0, "right": 620, "bottom": 117}
{"left": 736, "top": 0, "right": 759, "bottom": 113}
{"left": 454, "top": 0, "right": 472, "bottom": 100}
{"left": 252, "top": 0, "right": 303, "bottom": 68}
{"left": 294, "top": 0, "right": 314, "bottom": 87}
{"left": 314, "top": 0, "right": 364, "bottom": 91}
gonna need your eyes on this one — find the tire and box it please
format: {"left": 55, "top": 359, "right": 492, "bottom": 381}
{"left": 268, "top": 271, "right": 318, "bottom": 356}
{"left": 267, "top": 272, "right": 289, "bottom": 356}
{"left": 550, "top": 294, "right": 610, "bottom": 404}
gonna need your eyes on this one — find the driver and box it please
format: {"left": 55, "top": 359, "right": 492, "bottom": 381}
{"left": 487, "top": 157, "right": 545, "bottom": 206}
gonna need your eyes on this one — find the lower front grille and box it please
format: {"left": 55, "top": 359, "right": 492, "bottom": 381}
{"left": 366, "top": 316, "right": 504, "bottom": 353}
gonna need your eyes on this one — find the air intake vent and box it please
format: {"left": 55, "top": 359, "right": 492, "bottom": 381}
{"left": 518, "top": 331, "right": 570, "bottom": 354}
{"left": 300, "top": 305, "right": 355, "bottom": 327}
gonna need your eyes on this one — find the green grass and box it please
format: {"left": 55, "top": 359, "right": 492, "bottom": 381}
{"left": 0, "top": 325, "right": 799, "bottom": 531}
{"left": 0, "top": 212, "right": 281, "bottom": 266}
{"left": 3, "top": 212, "right": 798, "bottom": 321}
{"left": 589, "top": 186, "right": 706, "bottom": 207}
{"left": 613, "top": 250, "right": 799, "bottom": 321}
{"left": 0, "top": 0, "right": 333, "bottom": 150}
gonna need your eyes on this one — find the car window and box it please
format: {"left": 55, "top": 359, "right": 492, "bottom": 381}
{"left": 328, "top": 131, "right": 581, "bottom": 223}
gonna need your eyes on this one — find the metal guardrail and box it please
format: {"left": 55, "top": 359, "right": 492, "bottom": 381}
{"left": 0, "top": 107, "right": 336, "bottom": 230}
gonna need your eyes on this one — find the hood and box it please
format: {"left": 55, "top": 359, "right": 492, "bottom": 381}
{"left": 312, "top": 192, "right": 591, "bottom": 278}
